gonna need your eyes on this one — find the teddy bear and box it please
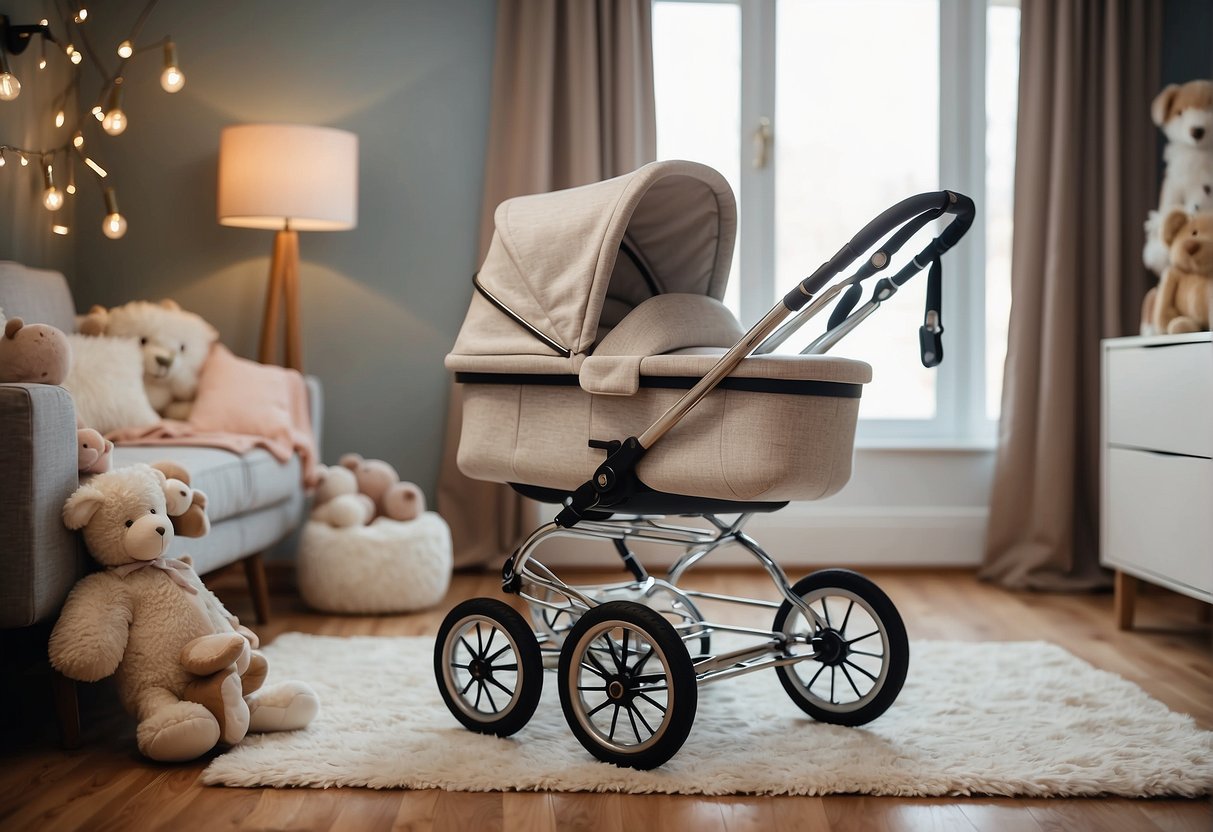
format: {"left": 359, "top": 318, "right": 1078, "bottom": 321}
{"left": 0, "top": 314, "right": 71, "bottom": 385}
{"left": 310, "top": 463, "right": 375, "bottom": 528}
{"left": 76, "top": 427, "right": 114, "bottom": 476}
{"left": 1143, "top": 80, "right": 1213, "bottom": 278}
{"left": 1146, "top": 209, "right": 1213, "bottom": 335}
{"left": 79, "top": 299, "right": 219, "bottom": 420}
{"left": 339, "top": 453, "right": 426, "bottom": 521}
{"left": 48, "top": 463, "right": 319, "bottom": 762}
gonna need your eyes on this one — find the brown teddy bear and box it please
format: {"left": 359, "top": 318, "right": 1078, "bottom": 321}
{"left": 48, "top": 463, "right": 319, "bottom": 761}
{"left": 1149, "top": 209, "right": 1213, "bottom": 335}
{"left": 0, "top": 315, "right": 71, "bottom": 384}
{"left": 339, "top": 453, "right": 426, "bottom": 522}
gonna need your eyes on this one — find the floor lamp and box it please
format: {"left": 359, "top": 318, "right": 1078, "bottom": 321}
{"left": 217, "top": 124, "right": 358, "bottom": 370}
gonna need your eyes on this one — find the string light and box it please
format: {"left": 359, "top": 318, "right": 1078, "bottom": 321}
{"left": 5, "top": 2, "right": 181, "bottom": 241}
{"left": 102, "top": 83, "right": 128, "bottom": 136}
{"left": 102, "top": 188, "right": 128, "bottom": 239}
{"left": 41, "top": 157, "right": 64, "bottom": 212}
{"left": 160, "top": 41, "right": 184, "bottom": 93}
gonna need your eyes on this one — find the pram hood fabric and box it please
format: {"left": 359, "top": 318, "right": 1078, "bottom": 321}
{"left": 450, "top": 160, "right": 736, "bottom": 362}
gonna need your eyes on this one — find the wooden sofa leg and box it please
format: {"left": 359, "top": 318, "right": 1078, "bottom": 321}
{"left": 52, "top": 670, "right": 81, "bottom": 749}
{"left": 243, "top": 552, "right": 272, "bottom": 625}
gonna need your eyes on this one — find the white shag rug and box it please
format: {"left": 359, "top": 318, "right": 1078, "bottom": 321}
{"left": 203, "top": 634, "right": 1213, "bottom": 796}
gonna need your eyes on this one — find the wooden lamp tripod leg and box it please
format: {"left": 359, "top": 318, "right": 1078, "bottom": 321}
{"left": 258, "top": 229, "right": 302, "bottom": 370}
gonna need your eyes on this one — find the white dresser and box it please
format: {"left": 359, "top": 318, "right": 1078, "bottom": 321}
{"left": 1101, "top": 332, "right": 1213, "bottom": 628}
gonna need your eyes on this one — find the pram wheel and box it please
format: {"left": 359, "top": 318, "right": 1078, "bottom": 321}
{"left": 558, "top": 600, "right": 697, "bottom": 770}
{"left": 772, "top": 569, "right": 908, "bottom": 727}
{"left": 434, "top": 597, "right": 543, "bottom": 737}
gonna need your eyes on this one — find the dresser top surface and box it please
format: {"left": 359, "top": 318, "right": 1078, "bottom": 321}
{"left": 1103, "top": 332, "right": 1211, "bottom": 350}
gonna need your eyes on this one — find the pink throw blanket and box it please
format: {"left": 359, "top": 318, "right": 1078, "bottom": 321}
{"left": 107, "top": 345, "right": 319, "bottom": 487}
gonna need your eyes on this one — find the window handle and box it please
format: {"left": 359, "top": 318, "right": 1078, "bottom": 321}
{"left": 752, "top": 117, "right": 772, "bottom": 169}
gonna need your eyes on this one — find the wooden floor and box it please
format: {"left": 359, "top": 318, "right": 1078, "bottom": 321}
{"left": 1, "top": 566, "right": 1210, "bottom": 831}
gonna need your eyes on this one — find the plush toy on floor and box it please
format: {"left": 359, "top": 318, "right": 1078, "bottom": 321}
{"left": 48, "top": 463, "right": 319, "bottom": 762}
{"left": 79, "top": 299, "right": 219, "bottom": 420}
{"left": 1150, "top": 209, "right": 1213, "bottom": 334}
{"left": 1143, "top": 80, "right": 1213, "bottom": 281}
{"left": 339, "top": 453, "right": 426, "bottom": 521}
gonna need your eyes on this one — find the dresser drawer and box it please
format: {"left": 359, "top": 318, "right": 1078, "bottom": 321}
{"left": 1105, "top": 341, "right": 1212, "bottom": 457}
{"left": 1103, "top": 447, "right": 1213, "bottom": 594}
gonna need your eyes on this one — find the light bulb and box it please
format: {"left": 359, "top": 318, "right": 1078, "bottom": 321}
{"left": 53, "top": 224, "right": 70, "bottom": 236}
{"left": 160, "top": 65, "right": 184, "bottom": 93}
{"left": 43, "top": 187, "right": 64, "bottom": 211}
{"left": 0, "top": 152, "right": 6, "bottom": 167}
{"left": 102, "top": 108, "right": 127, "bottom": 135}
{"left": 0, "top": 73, "right": 20, "bottom": 102}
{"left": 66, "top": 183, "right": 76, "bottom": 195}
{"left": 73, "top": 132, "right": 85, "bottom": 148}
{"left": 55, "top": 109, "right": 65, "bottom": 128}
{"left": 160, "top": 42, "right": 184, "bottom": 93}
{"left": 38, "top": 57, "right": 47, "bottom": 70}
{"left": 76, "top": 7, "right": 88, "bottom": 22}
{"left": 70, "top": 50, "right": 82, "bottom": 65}
{"left": 19, "top": 154, "right": 29, "bottom": 166}
{"left": 102, "top": 213, "right": 127, "bottom": 239}
{"left": 117, "top": 40, "right": 133, "bottom": 59}
{"left": 92, "top": 106, "right": 104, "bottom": 121}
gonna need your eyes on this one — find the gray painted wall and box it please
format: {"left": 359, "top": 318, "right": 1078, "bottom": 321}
{"left": 5, "top": 0, "right": 496, "bottom": 500}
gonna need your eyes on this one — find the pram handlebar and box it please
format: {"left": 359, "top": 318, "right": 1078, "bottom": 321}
{"left": 553, "top": 190, "right": 975, "bottom": 528}
{"left": 784, "top": 190, "right": 975, "bottom": 311}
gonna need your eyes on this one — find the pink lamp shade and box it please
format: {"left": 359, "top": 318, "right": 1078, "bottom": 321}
{"left": 217, "top": 123, "right": 358, "bottom": 231}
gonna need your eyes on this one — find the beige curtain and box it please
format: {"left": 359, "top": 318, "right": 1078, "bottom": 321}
{"left": 981, "top": 0, "right": 1160, "bottom": 590}
{"left": 437, "top": 0, "right": 657, "bottom": 569}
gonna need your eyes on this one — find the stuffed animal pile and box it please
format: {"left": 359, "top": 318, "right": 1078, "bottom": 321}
{"left": 0, "top": 310, "right": 114, "bottom": 476}
{"left": 79, "top": 299, "right": 219, "bottom": 419}
{"left": 1143, "top": 79, "right": 1213, "bottom": 279}
{"left": 309, "top": 454, "right": 426, "bottom": 528}
{"left": 49, "top": 462, "right": 319, "bottom": 762}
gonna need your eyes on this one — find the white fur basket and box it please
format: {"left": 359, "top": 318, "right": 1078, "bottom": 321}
{"left": 297, "top": 513, "right": 453, "bottom": 614}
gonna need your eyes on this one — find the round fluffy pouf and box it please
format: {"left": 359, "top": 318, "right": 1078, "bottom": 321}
{"left": 297, "top": 512, "right": 453, "bottom": 614}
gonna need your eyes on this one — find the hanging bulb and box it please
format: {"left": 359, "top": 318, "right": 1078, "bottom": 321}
{"left": 73, "top": 132, "right": 85, "bottom": 149}
{"left": 83, "top": 157, "right": 107, "bottom": 177}
{"left": 160, "top": 42, "right": 184, "bottom": 93}
{"left": 55, "top": 109, "right": 65, "bottom": 128}
{"left": 66, "top": 44, "right": 83, "bottom": 65}
{"left": 102, "top": 188, "right": 127, "bottom": 239}
{"left": 0, "top": 73, "right": 19, "bottom": 102}
{"left": 38, "top": 35, "right": 47, "bottom": 70}
{"left": 19, "top": 153, "right": 29, "bottom": 166}
{"left": 42, "top": 159, "right": 64, "bottom": 212}
{"left": 53, "top": 224, "right": 70, "bottom": 236}
{"left": 91, "top": 105, "right": 104, "bottom": 122}
{"left": 0, "top": 150, "right": 6, "bottom": 167}
{"left": 117, "top": 40, "right": 133, "bottom": 59}
{"left": 102, "top": 84, "right": 127, "bottom": 136}
{"left": 75, "top": 6, "right": 88, "bottom": 23}
{"left": 66, "top": 159, "right": 76, "bottom": 194}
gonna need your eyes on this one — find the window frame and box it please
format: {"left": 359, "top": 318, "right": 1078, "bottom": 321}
{"left": 654, "top": 0, "right": 1007, "bottom": 446}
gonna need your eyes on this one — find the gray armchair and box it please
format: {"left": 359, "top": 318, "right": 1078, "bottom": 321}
{"left": 0, "top": 261, "right": 321, "bottom": 744}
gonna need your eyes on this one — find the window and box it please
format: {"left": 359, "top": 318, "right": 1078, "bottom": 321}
{"left": 654, "top": 0, "right": 1020, "bottom": 442}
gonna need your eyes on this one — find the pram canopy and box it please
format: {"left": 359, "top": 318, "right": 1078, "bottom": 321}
{"left": 450, "top": 160, "right": 737, "bottom": 363}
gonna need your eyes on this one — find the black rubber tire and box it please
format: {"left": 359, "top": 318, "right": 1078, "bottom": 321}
{"left": 558, "top": 600, "right": 697, "bottom": 770}
{"left": 434, "top": 597, "right": 543, "bottom": 737}
{"left": 772, "top": 569, "right": 909, "bottom": 727}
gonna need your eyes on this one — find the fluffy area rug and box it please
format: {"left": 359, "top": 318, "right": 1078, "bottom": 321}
{"left": 203, "top": 634, "right": 1213, "bottom": 796}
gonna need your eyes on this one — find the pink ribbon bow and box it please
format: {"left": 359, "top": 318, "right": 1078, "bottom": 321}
{"left": 112, "top": 558, "right": 199, "bottom": 594}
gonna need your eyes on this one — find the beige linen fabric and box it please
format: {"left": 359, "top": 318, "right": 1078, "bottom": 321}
{"left": 982, "top": 0, "right": 1160, "bottom": 590}
{"left": 437, "top": 0, "right": 657, "bottom": 568}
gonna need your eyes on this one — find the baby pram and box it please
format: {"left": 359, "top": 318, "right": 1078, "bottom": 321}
{"left": 436, "top": 160, "right": 974, "bottom": 769}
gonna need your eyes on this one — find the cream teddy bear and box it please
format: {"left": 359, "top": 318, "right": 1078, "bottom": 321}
{"left": 79, "top": 299, "right": 219, "bottom": 420}
{"left": 49, "top": 463, "right": 319, "bottom": 762}
{"left": 1143, "top": 80, "right": 1213, "bottom": 277}
{"left": 311, "top": 463, "right": 376, "bottom": 528}
{"left": 339, "top": 453, "right": 426, "bottom": 521}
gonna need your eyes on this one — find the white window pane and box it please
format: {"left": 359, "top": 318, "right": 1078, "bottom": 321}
{"left": 773, "top": 0, "right": 940, "bottom": 420}
{"left": 653, "top": 1, "right": 743, "bottom": 317}
{"left": 985, "top": 3, "right": 1019, "bottom": 420}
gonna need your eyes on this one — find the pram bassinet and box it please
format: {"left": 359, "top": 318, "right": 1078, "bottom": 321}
{"left": 447, "top": 160, "right": 871, "bottom": 505}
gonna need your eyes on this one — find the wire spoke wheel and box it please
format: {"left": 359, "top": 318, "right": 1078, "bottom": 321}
{"left": 435, "top": 597, "right": 543, "bottom": 737}
{"left": 558, "top": 601, "right": 696, "bottom": 770}
{"left": 772, "top": 569, "right": 909, "bottom": 726}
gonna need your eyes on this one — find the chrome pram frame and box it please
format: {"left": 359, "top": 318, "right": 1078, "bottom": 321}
{"left": 435, "top": 189, "right": 976, "bottom": 770}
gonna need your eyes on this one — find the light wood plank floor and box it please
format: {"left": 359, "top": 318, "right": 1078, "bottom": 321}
{"left": 1, "top": 567, "right": 1209, "bottom": 832}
